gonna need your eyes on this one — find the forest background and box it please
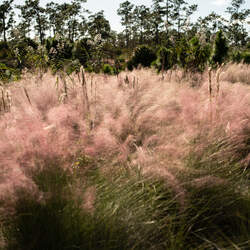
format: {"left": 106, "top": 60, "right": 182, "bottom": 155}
{"left": 0, "top": 0, "right": 249, "bottom": 80}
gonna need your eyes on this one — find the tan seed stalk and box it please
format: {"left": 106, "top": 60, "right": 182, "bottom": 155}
{"left": 23, "top": 87, "right": 32, "bottom": 105}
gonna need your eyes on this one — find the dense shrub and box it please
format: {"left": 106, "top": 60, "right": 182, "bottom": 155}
{"left": 0, "top": 41, "right": 10, "bottom": 59}
{"left": 46, "top": 37, "right": 73, "bottom": 60}
{"left": 231, "top": 50, "right": 243, "bottom": 63}
{"left": 18, "top": 38, "right": 38, "bottom": 50}
{"left": 231, "top": 50, "right": 250, "bottom": 64}
{"left": 186, "top": 37, "right": 211, "bottom": 72}
{"left": 127, "top": 45, "right": 157, "bottom": 70}
{"left": 45, "top": 37, "right": 74, "bottom": 72}
{"left": 0, "top": 62, "right": 20, "bottom": 82}
{"left": 84, "top": 64, "right": 94, "bottom": 73}
{"left": 73, "top": 39, "right": 91, "bottom": 66}
{"left": 176, "top": 38, "right": 189, "bottom": 69}
{"left": 175, "top": 37, "right": 211, "bottom": 72}
{"left": 210, "top": 30, "right": 228, "bottom": 66}
{"left": 242, "top": 51, "right": 250, "bottom": 64}
{"left": 114, "top": 58, "right": 126, "bottom": 74}
{"left": 126, "top": 59, "right": 134, "bottom": 71}
{"left": 13, "top": 38, "right": 39, "bottom": 69}
{"left": 65, "top": 59, "right": 81, "bottom": 75}
{"left": 151, "top": 46, "right": 174, "bottom": 72}
{"left": 103, "top": 63, "right": 114, "bottom": 75}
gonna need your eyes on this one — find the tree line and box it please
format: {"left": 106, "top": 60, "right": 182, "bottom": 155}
{"left": 0, "top": 0, "right": 249, "bottom": 81}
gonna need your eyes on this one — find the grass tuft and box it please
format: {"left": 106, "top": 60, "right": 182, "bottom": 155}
{"left": 0, "top": 66, "right": 249, "bottom": 249}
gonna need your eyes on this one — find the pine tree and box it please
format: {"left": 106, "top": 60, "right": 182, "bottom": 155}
{"left": 117, "top": 1, "right": 134, "bottom": 48}
{"left": 17, "top": 0, "right": 48, "bottom": 44}
{"left": 171, "top": 0, "right": 197, "bottom": 39}
{"left": 151, "top": 0, "right": 164, "bottom": 44}
{"left": 0, "top": 0, "right": 14, "bottom": 42}
{"left": 211, "top": 30, "right": 229, "bottom": 66}
{"left": 132, "top": 5, "right": 150, "bottom": 45}
{"left": 226, "top": 0, "right": 250, "bottom": 47}
{"left": 88, "top": 11, "right": 111, "bottom": 40}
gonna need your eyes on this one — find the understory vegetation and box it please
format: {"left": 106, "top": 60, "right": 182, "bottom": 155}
{"left": 0, "top": 0, "right": 249, "bottom": 82}
{"left": 0, "top": 65, "right": 249, "bottom": 249}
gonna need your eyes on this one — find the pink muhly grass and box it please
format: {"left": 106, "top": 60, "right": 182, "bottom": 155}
{"left": 221, "top": 63, "right": 250, "bottom": 84}
{"left": 82, "top": 186, "right": 96, "bottom": 214}
{"left": 85, "top": 127, "right": 119, "bottom": 157}
{"left": 0, "top": 65, "right": 249, "bottom": 211}
{"left": 191, "top": 176, "right": 226, "bottom": 188}
{"left": 142, "top": 162, "right": 187, "bottom": 208}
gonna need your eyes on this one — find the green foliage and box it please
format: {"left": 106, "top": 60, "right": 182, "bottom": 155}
{"left": 231, "top": 50, "right": 243, "bottom": 63}
{"left": 134, "top": 45, "right": 157, "bottom": 67}
{"left": 3, "top": 162, "right": 102, "bottom": 250}
{"left": 182, "top": 133, "right": 250, "bottom": 247}
{"left": 226, "top": 0, "right": 250, "bottom": 47}
{"left": 186, "top": 36, "right": 211, "bottom": 72}
{"left": 230, "top": 49, "right": 250, "bottom": 64}
{"left": 45, "top": 37, "right": 74, "bottom": 72}
{"left": 92, "top": 169, "right": 184, "bottom": 249}
{"left": 114, "top": 57, "right": 126, "bottom": 74}
{"left": 3, "top": 154, "right": 249, "bottom": 249}
{"left": 0, "top": 41, "right": 10, "bottom": 58}
{"left": 113, "top": 48, "right": 122, "bottom": 57}
{"left": 210, "top": 30, "right": 229, "bottom": 66}
{"left": 152, "top": 46, "right": 174, "bottom": 72}
{"left": 73, "top": 39, "right": 90, "bottom": 67}
{"left": 84, "top": 64, "right": 94, "bottom": 73}
{"left": 155, "top": 37, "right": 211, "bottom": 73}
{"left": 13, "top": 38, "right": 39, "bottom": 68}
{"left": 65, "top": 59, "right": 81, "bottom": 75}
{"left": 102, "top": 63, "right": 114, "bottom": 75}
{"left": 0, "top": 42, "right": 18, "bottom": 81}
{"left": 0, "top": 0, "right": 248, "bottom": 79}
{"left": 176, "top": 38, "right": 189, "bottom": 69}
{"left": 117, "top": 1, "right": 134, "bottom": 48}
{"left": 22, "top": 37, "right": 38, "bottom": 50}
{"left": 27, "top": 45, "right": 49, "bottom": 73}
{"left": 0, "top": 41, "right": 8, "bottom": 50}
{"left": 88, "top": 11, "right": 111, "bottom": 40}
{"left": 0, "top": 0, "right": 15, "bottom": 42}
{"left": 242, "top": 51, "right": 250, "bottom": 64}
{"left": 127, "top": 45, "right": 157, "bottom": 70}
{"left": 0, "top": 62, "right": 20, "bottom": 82}
{"left": 126, "top": 59, "right": 134, "bottom": 71}
{"left": 86, "top": 34, "right": 105, "bottom": 73}
{"left": 46, "top": 37, "right": 73, "bottom": 60}
{"left": 1, "top": 159, "right": 180, "bottom": 250}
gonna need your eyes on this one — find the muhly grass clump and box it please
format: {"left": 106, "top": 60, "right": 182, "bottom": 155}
{"left": 0, "top": 65, "right": 249, "bottom": 249}
{"left": 221, "top": 63, "right": 250, "bottom": 85}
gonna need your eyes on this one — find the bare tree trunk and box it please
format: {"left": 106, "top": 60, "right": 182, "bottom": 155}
{"left": 2, "top": 15, "right": 6, "bottom": 42}
{"left": 37, "top": 14, "right": 43, "bottom": 44}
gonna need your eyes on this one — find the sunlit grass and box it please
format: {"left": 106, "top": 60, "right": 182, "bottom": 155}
{"left": 0, "top": 66, "right": 249, "bottom": 249}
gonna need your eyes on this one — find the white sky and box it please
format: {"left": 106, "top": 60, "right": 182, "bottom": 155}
{"left": 13, "top": 0, "right": 250, "bottom": 32}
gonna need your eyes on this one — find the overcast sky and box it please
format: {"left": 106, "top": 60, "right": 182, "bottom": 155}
{"left": 14, "top": 0, "right": 250, "bottom": 32}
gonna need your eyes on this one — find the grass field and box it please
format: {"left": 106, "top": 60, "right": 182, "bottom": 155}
{"left": 0, "top": 63, "right": 249, "bottom": 249}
